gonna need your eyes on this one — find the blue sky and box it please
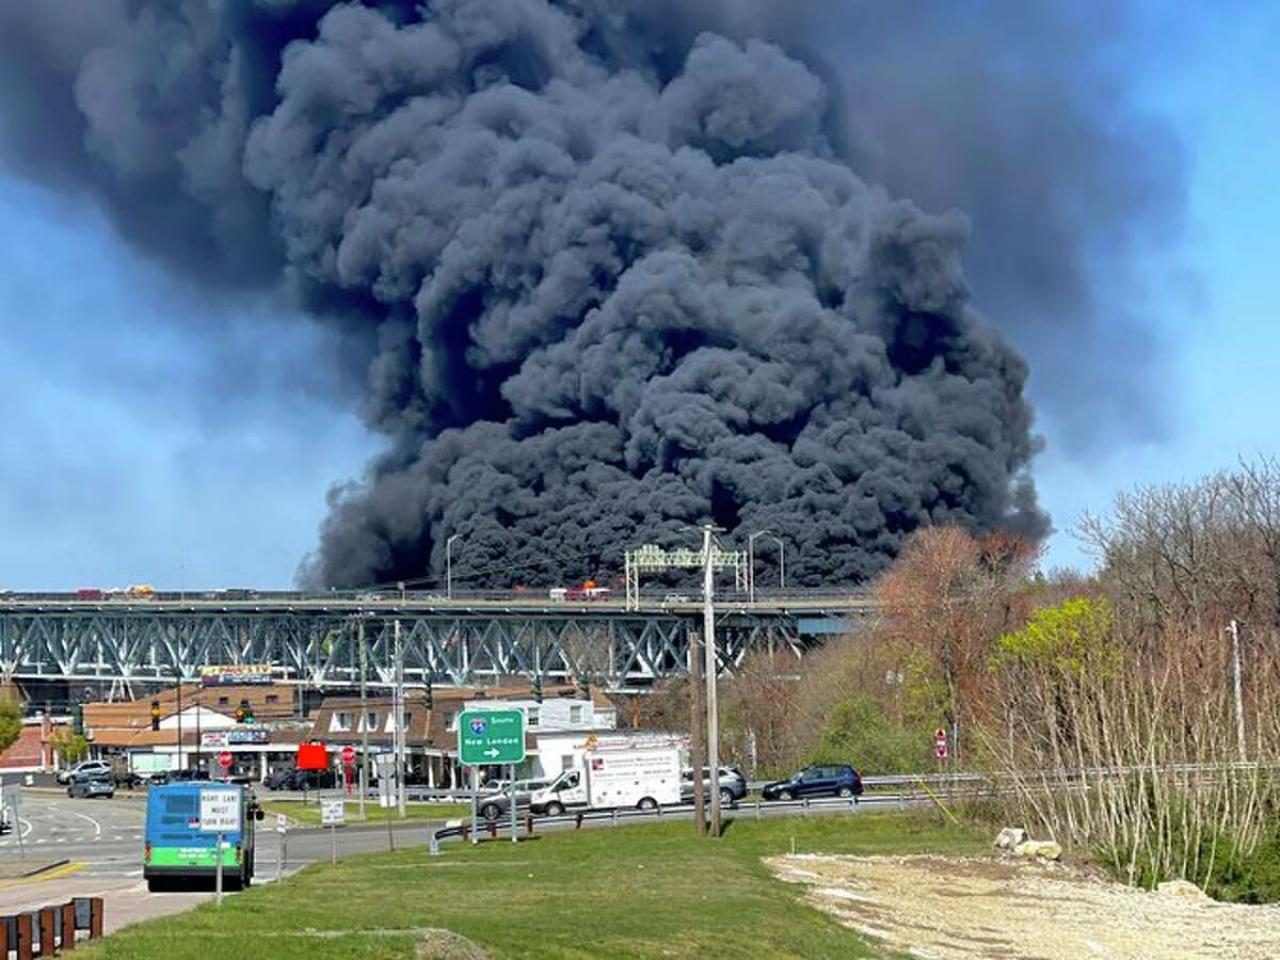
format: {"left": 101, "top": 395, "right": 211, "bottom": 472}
{"left": 1034, "top": 0, "right": 1280, "bottom": 570}
{"left": 0, "top": 4, "right": 1276, "bottom": 589}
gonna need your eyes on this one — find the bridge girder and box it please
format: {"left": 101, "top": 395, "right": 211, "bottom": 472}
{"left": 0, "top": 607, "right": 824, "bottom": 689}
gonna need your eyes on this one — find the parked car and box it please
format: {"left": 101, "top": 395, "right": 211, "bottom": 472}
{"left": 262, "top": 769, "right": 294, "bottom": 791}
{"left": 56, "top": 759, "right": 111, "bottom": 785}
{"left": 681, "top": 766, "right": 749, "bottom": 805}
{"left": 478, "top": 778, "right": 555, "bottom": 821}
{"left": 150, "top": 768, "right": 211, "bottom": 786}
{"left": 67, "top": 771, "right": 115, "bottom": 799}
{"left": 761, "top": 765, "right": 862, "bottom": 802}
{"left": 265, "top": 768, "right": 337, "bottom": 791}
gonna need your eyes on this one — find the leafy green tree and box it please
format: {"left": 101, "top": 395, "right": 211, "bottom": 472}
{"left": 806, "top": 695, "right": 929, "bottom": 775}
{"left": 50, "top": 728, "right": 89, "bottom": 765}
{"left": 0, "top": 696, "right": 21, "bottom": 755}
{"left": 993, "top": 596, "right": 1118, "bottom": 678}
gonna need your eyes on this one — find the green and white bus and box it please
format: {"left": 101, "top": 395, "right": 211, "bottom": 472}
{"left": 143, "top": 782, "right": 262, "bottom": 892}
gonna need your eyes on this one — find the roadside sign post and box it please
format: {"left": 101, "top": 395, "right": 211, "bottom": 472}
{"left": 321, "top": 798, "right": 344, "bottom": 865}
{"left": 510, "top": 763, "right": 518, "bottom": 844}
{"left": 275, "top": 813, "right": 287, "bottom": 880}
{"left": 198, "top": 787, "right": 241, "bottom": 908}
{"left": 934, "top": 728, "right": 949, "bottom": 794}
{"left": 457, "top": 708, "right": 526, "bottom": 846}
{"left": 470, "top": 766, "right": 479, "bottom": 846}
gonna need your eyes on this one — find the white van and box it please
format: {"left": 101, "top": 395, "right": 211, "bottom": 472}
{"left": 529, "top": 738, "right": 682, "bottom": 816}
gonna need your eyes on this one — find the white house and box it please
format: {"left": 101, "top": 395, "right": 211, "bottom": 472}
{"left": 464, "top": 696, "right": 619, "bottom": 779}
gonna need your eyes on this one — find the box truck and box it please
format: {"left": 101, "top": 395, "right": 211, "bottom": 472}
{"left": 528, "top": 735, "right": 682, "bottom": 816}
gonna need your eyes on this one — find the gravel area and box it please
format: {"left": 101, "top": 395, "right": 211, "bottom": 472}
{"left": 768, "top": 853, "right": 1280, "bottom": 959}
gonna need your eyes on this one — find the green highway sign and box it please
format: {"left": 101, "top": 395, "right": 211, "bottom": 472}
{"left": 458, "top": 708, "right": 526, "bottom": 766}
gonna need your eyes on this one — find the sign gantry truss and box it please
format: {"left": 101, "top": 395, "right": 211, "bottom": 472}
{"left": 623, "top": 544, "right": 748, "bottom": 610}
{"left": 0, "top": 606, "right": 818, "bottom": 689}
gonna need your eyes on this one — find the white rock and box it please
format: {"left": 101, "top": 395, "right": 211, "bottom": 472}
{"left": 1013, "top": 839, "right": 1062, "bottom": 861}
{"left": 995, "top": 827, "right": 1027, "bottom": 850}
{"left": 1157, "top": 879, "right": 1208, "bottom": 901}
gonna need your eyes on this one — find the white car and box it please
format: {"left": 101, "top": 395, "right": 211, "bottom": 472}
{"left": 55, "top": 759, "right": 111, "bottom": 785}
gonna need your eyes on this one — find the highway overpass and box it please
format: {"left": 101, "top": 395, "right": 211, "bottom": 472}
{"left": 0, "top": 591, "right": 876, "bottom": 690}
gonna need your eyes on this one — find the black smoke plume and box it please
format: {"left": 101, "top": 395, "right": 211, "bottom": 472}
{"left": 0, "top": 1, "right": 1181, "bottom": 587}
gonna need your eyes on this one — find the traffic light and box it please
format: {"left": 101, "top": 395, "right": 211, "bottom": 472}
{"left": 150, "top": 699, "right": 161, "bottom": 731}
{"left": 71, "top": 702, "right": 84, "bottom": 736}
{"left": 424, "top": 675, "right": 433, "bottom": 710}
{"left": 531, "top": 674, "right": 543, "bottom": 704}
{"left": 235, "top": 698, "right": 255, "bottom": 724}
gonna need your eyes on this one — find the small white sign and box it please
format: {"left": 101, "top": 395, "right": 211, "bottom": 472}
{"left": 275, "top": 813, "right": 288, "bottom": 835}
{"left": 320, "top": 799, "right": 346, "bottom": 826}
{"left": 199, "top": 788, "right": 241, "bottom": 833}
{"left": 376, "top": 755, "right": 395, "bottom": 809}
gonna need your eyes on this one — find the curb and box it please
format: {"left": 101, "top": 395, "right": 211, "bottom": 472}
{"left": 0, "top": 858, "right": 72, "bottom": 883}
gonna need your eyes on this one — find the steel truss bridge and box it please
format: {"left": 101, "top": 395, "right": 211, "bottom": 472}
{"left": 0, "top": 595, "right": 875, "bottom": 691}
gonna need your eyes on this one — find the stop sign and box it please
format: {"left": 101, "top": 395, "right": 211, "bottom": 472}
{"left": 341, "top": 745, "right": 356, "bottom": 766}
{"left": 218, "top": 750, "right": 233, "bottom": 770}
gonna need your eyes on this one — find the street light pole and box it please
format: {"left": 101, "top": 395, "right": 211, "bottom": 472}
{"left": 446, "top": 534, "right": 461, "bottom": 600}
{"left": 770, "top": 535, "right": 786, "bottom": 590}
{"left": 748, "top": 530, "right": 770, "bottom": 604}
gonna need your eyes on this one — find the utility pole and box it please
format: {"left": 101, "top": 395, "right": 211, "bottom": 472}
{"left": 1229, "top": 619, "right": 1247, "bottom": 763}
{"left": 175, "top": 673, "right": 183, "bottom": 772}
{"left": 702, "top": 524, "right": 722, "bottom": 837}
{"left": 394, "top": 618, "right": 406, "bottom": 818}
{"left": 689, "top": 629, "right": 706, "bottom": 836}
{"left": 358, "top": 617, "right": 369, "bottom": 820}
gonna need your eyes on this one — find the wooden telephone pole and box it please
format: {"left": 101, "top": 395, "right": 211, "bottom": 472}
{"left": 689, "top": 629, "right": 706, "bottom": 836}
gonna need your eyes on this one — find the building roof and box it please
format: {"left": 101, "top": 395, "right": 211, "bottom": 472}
{"left": 0, "top": 725, "right": 44, "bottom": 770}
{"left": 83, "top": 683, "right": 299, "bottom": 735}
{"left": 308, "top": 682, "right": 606, "bottom": 752}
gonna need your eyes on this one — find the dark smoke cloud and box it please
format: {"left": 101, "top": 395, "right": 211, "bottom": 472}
{"left": 0, "top": 0, "right": 1181, "bottom": 587}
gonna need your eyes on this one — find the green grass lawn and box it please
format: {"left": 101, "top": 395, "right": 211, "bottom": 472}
{"left": 259, "top": 799, "right": 473, "bottom": 826}
{"left": 83, "top": 811, "right": 984, "bottom": 959}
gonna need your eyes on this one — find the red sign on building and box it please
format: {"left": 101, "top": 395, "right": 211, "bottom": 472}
{"left": 296, "top": 742, "right": 328, "bottom": 771}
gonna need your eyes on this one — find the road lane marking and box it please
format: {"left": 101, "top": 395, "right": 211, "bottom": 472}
{"left": 71, "top": 810, "right": 103, "bottom": 839}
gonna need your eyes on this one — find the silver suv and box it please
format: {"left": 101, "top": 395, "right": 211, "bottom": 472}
{"left": 55, "top": 759, "right": 111, "bottom": 785}
{"left": 681, "top": 766, "right": 748, "bottom": 805}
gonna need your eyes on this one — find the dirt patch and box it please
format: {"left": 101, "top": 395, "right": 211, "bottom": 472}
{"left": 767, "top": 853, "right": 1280, "bottom": 959}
